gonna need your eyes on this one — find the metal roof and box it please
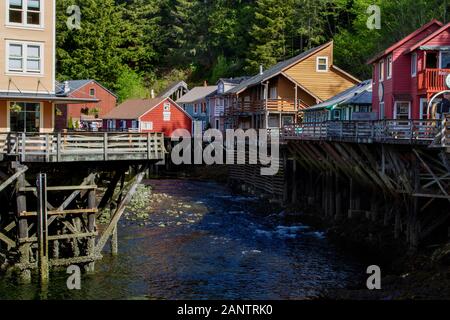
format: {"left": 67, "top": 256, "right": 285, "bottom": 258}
{"left": 158, "top": 80, "right": 189, "bottom": 98}
{"left": 55, "top": 80, "right": 118, "bottom": 98}
{"left": 176, "top": 86, "right": 217, "bottom": 104}
{"left": 0, "top": 91, "right": 99, "bottom": 103}
{"left": 305, "top": 80, "right": 372, "bottom": 111}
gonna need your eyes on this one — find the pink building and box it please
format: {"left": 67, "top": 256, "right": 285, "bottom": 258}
{"left": 369, "top": 19, "right": 450, "bottom": 120}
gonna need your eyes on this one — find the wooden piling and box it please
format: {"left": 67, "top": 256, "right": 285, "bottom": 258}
{"left": 16, "top": 168, "right": 31, "bottom": 284}
{"left": 86, "top": 174, "right": 97, "bottom": 273}
{"left": 36, "top": 173, "right": 49, "bottom": 284}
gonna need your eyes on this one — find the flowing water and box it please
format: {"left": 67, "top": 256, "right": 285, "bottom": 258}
{"left": 0, "top": 179, "right": 364, "bottom": 300}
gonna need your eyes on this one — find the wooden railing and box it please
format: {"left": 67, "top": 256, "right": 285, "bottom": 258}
{"left": 418, "top": 68, "right": 450, "bottom": 92}
{"left": 282, "top": 119, "right": 443, "bottom": 146}
{"left": 0, "top": 132, "right": 165, "bottom": 163}
{"left": 228, "top": 99, "right": 304, "bottom": 114}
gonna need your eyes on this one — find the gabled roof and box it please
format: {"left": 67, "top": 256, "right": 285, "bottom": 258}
{"left": 103, "top": 97, "right": 166, "bottom": 119}
{"left": 176, "top": 86, "right": 217, "bottom": 104}
{"left": 228, "top": 42, "right": 334, "bottom": 95}
{"left": 306, "top": 80, "right": 372, "bottom": 111}
{"left": 158, "top": 80, "right": 189, "bottom": 98}
{"left": 55, "top": 79, "right": 118, "bottom": 98}
{"left": 367, "top": 19, "right": 443, "bottom": 64}
{"left": 408, "top": 22, "right": 450, "bottom": 52}
{"left": 217, "top": 77, "right": 251, "bottom": 85}
{"left": 103, "top": 97, "right": 192, "bottom": 120}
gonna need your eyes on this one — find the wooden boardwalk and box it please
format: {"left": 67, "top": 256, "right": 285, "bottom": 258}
{"left": 0, "top": 132, "right": 165, "bottom": 163}
{"left": 282, "top": 115, "right": 449, "bottom": 150}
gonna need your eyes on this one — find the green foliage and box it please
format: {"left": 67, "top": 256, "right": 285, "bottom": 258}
{"left": 56, "top": 0, "right": 450, "bottom": 87}
{"left": 116, "top": 68, "right": 148, "bottom": 102}
{"left": 68, "top": 116, "right": 74, "bottom": 130}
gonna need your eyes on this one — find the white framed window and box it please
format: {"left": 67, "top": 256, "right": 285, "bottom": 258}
{"left": 141, "top": 121, "right": 153, "bottom": 130}
{"left": 194, "top": 104, "right": 198, "bottom": 114}
{"left": 379, "top": 60, "right": 385, "bottom": 81}
{"left": 107, "top": 120, "right": 116, "bottom": 129}
{"left": 394, "top": 101, "right": 411, "bottom": 120}
{"left": 411, "top": 53, "right": 417, "bottom": 77}
{"left": 316, "top": 56, "right": 329, "bottom": 72}
{"left": 7, "top": 0, "right": 43, "bottom": 28}
{"left": 6, "top": 41, "right": 43, "bottom": 74}
{"left": 332, "top": 110, "right": 341, "bottom": 121}
{"left": 387, "top": 55, "right": 393, "bottom": 79}
{"left": 269, "top": 87, "right": 278, "bottom": 99}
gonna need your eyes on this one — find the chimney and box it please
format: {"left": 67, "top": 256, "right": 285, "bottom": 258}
{"left": 151, "top": 89, "right": 155, "bottom": 99}
{"left": 259, "top": 65, "right": 264, "bottom": 75}
{"left": 204, "top": 80, "right": 208, "bottom": 87}
{"left": 64, "top": 81, "right": 70, "bottom": 94}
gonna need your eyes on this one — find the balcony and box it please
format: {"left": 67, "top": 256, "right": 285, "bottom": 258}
{"left": 226, "top": 99, "right": 307, "bottom": 115}
{"left": 418, "top": 68, "right": 450, "bottom": 94}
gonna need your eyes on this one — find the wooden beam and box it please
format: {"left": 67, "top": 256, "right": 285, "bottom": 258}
{"left": 95, "top": 166, "right": 147, "bottom": 255}
{"left": 0, "top": 165, "right": 28, "bottom": 193}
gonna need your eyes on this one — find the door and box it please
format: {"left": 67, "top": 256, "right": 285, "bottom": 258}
{"left": 9, "top": 102, "right": 41, "bottom": 132}
{"left": 426, "top": 52, "right": 438, "bottom": 68}
{"left": 394, "top": 101, "right": 411, "bottom": 120}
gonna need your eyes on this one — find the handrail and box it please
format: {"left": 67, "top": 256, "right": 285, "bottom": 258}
{"left": 0, "top": 131, "right": 165, "bottom": 162}
{"left": 282, "top": 119, "right": 443, "bottom": 145}
{"left": 418, "top": 68, "right": 450, "bottom": 92}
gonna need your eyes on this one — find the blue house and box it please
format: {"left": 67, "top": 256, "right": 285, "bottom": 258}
{"left": 176, "top": 85, "right": 217, "bottom": 131}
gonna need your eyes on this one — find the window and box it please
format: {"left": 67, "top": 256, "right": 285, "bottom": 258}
{"left": 379, "top": 60, "right": 385, "bottom": 81}
{"left": 332, "top": 110, "right": 341, "bottom": 121}
{"left": 387, "top": 55, "right": 393, "bottom": 79}
{"left": 141, "top": 121, "right": 153, "bottom": 130}
{"left": 9, "top": 102, "right": 41, "bottom": 132}
{"left": 269, "top": 87, "right": 278, "bottom": 99}
{"left": 8, "top": 0, "right": 42, "bottom": 26}
{"left": 411, "top": 53, "right": 417, "bottom": 77}
{"left": 379, "top": 102, "right": 385, "bottom": 120}
{"left": 89, "top": 88, "right": 95, "bottom": 97}
{"left": 316, "top": 57, "right": 328, "bottom": 72}
{"left": 201, "top": 102, "right": 206, "bottom": 113}
{"left": 394, "top": 101, "right": 411, "bottom": 120}
{"left": 194, "top": 104, "right": 198, "bottom": 114}
{"left": 120, "top": 120, "right": 127, "bottom": 129}
{"left": 107, "top": 120, "right": 116, "bottom": 129}
{"left": 282, "top": 115, "right": 294, "bottom": 126}
{"left": 440, "top": 51, "right": 450, "bottom": 69}
{"left": 7, "top": 42, "right": 42, "bottom": 74}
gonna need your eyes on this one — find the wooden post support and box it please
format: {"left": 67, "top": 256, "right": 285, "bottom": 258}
{"left": 86, "top": 174, "right": 97, "bottom": 273}
{"left": 103, "top": 132, "right": 108, "bottom": 161}
{"left": 36, "top": 173, "right": 49, "bottom": 284}
{"left": 291, "top": 159, "right": 297, "bottom": 204}
{"left": 16, "top": 169, "right": 31, "bottom": 284}
{"left": 111, "top": 224, "right": 118, "bottom": 256}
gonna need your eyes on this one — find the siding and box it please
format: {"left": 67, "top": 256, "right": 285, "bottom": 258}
{"left": 140, "top": 100, "right": 192, "bottom": 136}
{"left": 284, "top": 44, "right": 358, "bottom": 101}
{"left": 0, "top": 101, "right": 7, "bottom": 132}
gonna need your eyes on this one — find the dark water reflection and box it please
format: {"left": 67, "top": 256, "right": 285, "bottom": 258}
{"left": 0, "top": 179, "right": 364, "bottom": 300}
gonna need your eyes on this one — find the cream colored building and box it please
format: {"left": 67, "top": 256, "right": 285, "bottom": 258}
{"left": 0, "top": 0, "right": 94, "bottom": 133}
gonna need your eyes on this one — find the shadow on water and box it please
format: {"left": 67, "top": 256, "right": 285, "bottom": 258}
{"left": 0, "top": 179, "right": 365, "bottom": 300}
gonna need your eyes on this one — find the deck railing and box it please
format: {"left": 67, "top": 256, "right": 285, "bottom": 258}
{"left": 282, "top": 119, "right": 444, "bottom": 146}
{"left": 0, "top": 132, "right": 165, "bottom": 163}
{"left": 228, "top": 99, "right": 305, "bottom": 115}
{"left": 418, "top": 68, "right": 450, "bottom": 92}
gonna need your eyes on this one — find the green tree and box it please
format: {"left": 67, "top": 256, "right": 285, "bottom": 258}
{"left": 116, "top": 68, "right": 148, "bottom": 102}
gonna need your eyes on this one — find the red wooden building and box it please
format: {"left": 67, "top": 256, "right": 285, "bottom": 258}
{"left": 55, "top": 80, "right": 117, "bottom": 130}
{"left": 369, "top": 19, "right": 450, "bottom": 120}
{"left": 102, "top": 97, "right": 192, "bottom": 136}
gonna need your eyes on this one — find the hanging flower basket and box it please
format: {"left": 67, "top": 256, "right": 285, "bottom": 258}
{"left": 10, "top": 103, "right": 22, "bottom": 113}
{"left": 55, "top": 107, "right": 63, "bottom": 116}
